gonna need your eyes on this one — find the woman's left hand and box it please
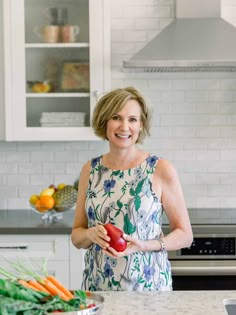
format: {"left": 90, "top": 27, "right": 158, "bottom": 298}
{"left": 102, "top": 234, "right": 144, "bottom": 258}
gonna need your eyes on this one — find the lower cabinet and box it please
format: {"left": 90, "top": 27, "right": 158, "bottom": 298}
{"left": 0, "top": 234, "right": 84, "bottom": 289}
{"left": 69, "top": 240, "right": 85, "bottom": 290}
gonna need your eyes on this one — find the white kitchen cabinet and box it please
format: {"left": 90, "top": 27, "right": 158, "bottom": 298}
{"left": 3, "top": 0, "right": 110, "bottom": 141}
{"left": 0, "top": 234, "right": 71, "bottom": 288}
{"left": 69, "top": 240, "right": 85, "bottom": 290}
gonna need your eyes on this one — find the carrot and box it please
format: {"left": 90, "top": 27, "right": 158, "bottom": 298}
{"left": 18, "top": 279, "right": 39, "bottom": 291}
{"left": 46, "top": 275, "right": 74, "bottom": 299}
{"left": 28, "top": 279, "right": 50, "bottom": 294}
{"left": 41, "top": 278, "right": 70, "bottom": 301}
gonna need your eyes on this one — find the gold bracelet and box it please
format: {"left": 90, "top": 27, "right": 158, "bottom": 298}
{"left": 158, "top": 238, "right": 165, "bottom": 251}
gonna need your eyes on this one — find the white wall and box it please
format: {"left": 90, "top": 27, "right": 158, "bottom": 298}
{"left": 0, "top": 0, "right": 5, "bottom": 140}
{"left": 0, "top": 0, "right": 236, "bottom": 224}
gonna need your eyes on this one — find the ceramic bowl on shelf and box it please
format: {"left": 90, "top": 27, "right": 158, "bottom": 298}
{"left": 30, "top": 204, "right": 75, "bottom": 222}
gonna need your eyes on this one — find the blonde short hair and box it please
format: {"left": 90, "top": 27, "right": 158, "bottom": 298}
{"left": 92, "top": 87, "right": 151, "bottom": 143}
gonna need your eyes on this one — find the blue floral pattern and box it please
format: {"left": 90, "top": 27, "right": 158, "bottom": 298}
{"left": 82, "top": 155, "right": 172, "bottom": 291}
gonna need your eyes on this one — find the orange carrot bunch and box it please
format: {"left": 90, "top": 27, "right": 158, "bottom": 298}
{"left": 18, "top": 275, "right": 74, "bottom": 301}
{"left": 0, "top": 255, "right": 75, "bottom": 302}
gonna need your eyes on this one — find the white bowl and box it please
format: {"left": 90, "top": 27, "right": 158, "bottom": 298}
{"left": 223, "top": 298, "right": 236, "bottom": 315}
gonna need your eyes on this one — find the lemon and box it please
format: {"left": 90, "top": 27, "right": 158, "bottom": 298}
{"left": 57, "top": 183, "right": 67, "bottom": 190}
{"left": 29, "top": 194, "right": 39, "bottom": 205}
{"left": 40, "top": 188, "right": 55, "bottom": 197}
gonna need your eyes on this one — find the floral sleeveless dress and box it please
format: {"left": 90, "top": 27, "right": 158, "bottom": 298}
{"left": 82, "top": 155, "right": 172, "bottom": 291}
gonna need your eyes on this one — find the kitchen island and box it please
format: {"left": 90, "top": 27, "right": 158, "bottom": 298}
{"left": 100, "top": 290, "right": 235, "bottom": 315}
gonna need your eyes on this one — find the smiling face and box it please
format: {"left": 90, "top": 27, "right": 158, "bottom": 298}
{"left": 106, "top": 99, "right": 143, "bottom": 148}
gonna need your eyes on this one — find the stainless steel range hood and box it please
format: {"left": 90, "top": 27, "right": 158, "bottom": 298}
{"left": 123, "top": 0, "right": 236, "bottom": 72}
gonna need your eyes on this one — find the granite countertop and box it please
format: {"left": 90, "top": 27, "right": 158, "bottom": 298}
{"left": 0, "top": 210, "right": 75, "bottom": 234}
{"left": 100, "top": 291, "right": 236, "bottom": 315}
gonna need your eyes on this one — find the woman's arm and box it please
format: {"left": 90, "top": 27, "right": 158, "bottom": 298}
{"left": 71, "top": 161, "right": 110, "bottom": 250}
{"left": 155, "top": 158, "right": 193, "bottom": 250}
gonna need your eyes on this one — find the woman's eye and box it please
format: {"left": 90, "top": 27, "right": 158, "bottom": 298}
{"left": 130, "top": 117, "right": 137, "bottom": 122}
{"left": 112, "top": 115, "right": 119, "bottom": 120}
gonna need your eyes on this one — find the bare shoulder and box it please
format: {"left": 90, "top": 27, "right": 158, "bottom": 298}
{"left": 156, "top": 158, "right": 179, "bottom": 183}
{"left": 80, "top": 160, "right": 91, "bottom": 177}
{"left": 78, "top": 160, "right": 91, "bottom": 189}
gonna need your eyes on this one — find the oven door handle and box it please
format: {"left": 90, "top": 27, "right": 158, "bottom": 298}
{"left": 171, "top": 266, "right": 236, "bottom": 276}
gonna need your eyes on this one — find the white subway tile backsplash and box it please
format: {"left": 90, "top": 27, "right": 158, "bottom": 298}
{"left": 208, "top": 160, "right": 236, "bottom": 172}
{"left": 54, "top": 151, "right": 77, "bottom": 162}
{"left": 123, "top": 31, "right": 147, "bottom": 42}
{"left": 195, "top": 79, "right": 220, "bottom": 90}
{"left": 219, "top": 126, "right": 236, "bottom": 137}
{"left": 185, "top": 90, "right": 208, "bottom": 103}
{"left": 220, "top": 78, "right": 236, "bottom": 89}
{"left": 220, "top": 150, "right": 236, "bottom": 160}
{"left": 0, "top": 0, "right": 235, "bottom": 222}
{"left": 0, "top": 186, "right": 17, "bottom": 198}
{"left": 208, "top": 90, "right": 233, "bottom": 102}
{"left": 197, "top": 102, "right": 220, "bottom": 114}
{"left": 148, "top": 79, "right": 171, "bottom": 90}
{"left": 0, "top": 141, "right": 17, "bottom": 151}
{"left": 65, "top": 163, "right": 83, "bottom": 176}
{"left": 0, "top": 163, "right": 17, "bottom": 174}
{"left": 30, "top": 175, "right": 54, "bottom": 185}
{"left": 207, "top": 184, "right": 232, "bottom": 197}
{"left": 8, "top": 198, "right": 29, "bottom": 210}
{"left": 6, "top": 152, "right": 30, "bottom": 162}
{"left": 0, "top": 152, "right": 6, "bottom": 161}
{"left": 161, "top": 91, "right": 185, "bottom": 103}
{"left": 196, "top": 174, "right": 221, "bottom": 185}
{"left": 196, "top": 150, "right": 220, "bottom": 161}
{"left": 170, "top": 127, "right": 196, "bottom": 138}
{"left": 18, "top": 163, "right": 41, "bottom": 174}
{"left": 30, "top": 151, "right": 54, "bottom": 162}
{"left": 7, "top": 175, "right": 29, "bottom": 186}
{"left": 170, "top": 103, "right": 197, "bottom": 113}
{"left": 42, "top": 163, "right": 65, "bottom": 174}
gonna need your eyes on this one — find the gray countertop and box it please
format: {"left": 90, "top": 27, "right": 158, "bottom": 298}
{"left": 0, "top": 210, "right": 74, "bottom": 234}
{"left": 100, "top": 290, "right": 236, "bottom": 315}
{"left": 1, "top": 210, "right": 236, "bottom": 236}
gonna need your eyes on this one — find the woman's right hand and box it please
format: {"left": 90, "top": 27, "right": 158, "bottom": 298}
{"left": 88, "top": 224, "right": 110, "bottom": 249}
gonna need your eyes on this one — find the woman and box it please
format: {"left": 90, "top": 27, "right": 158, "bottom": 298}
{"left": 71, "top": 87, "right": 193, "bottom": 291}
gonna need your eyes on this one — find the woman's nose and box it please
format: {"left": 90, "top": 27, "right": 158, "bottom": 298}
{"left": 120, "top": 119, "right": 129, "bottom": 130}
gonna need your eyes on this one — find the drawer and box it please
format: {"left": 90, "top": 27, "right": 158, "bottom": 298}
{"left": 0, "top": 234, "right": 69, "bottom": 261}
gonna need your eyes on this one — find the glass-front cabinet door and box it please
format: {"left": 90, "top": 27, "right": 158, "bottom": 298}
{"left": 3, "top": 0, "right": 110, "bottom": 141}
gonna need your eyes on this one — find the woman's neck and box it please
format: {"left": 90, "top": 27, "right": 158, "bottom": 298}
{"left": 103, "top": 147, "right": 149, "bottom": 170}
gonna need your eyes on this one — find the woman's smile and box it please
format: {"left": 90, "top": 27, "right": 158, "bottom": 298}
{"left": 115, "top": 133, "right": 131, "bottom": 139}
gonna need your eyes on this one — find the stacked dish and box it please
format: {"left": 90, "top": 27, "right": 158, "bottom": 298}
{"left": 40, "top": 112, "right": 86, "bottom": 127}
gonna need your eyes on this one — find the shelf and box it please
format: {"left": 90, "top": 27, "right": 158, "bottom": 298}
{"left": 25, "top": 43, "right": 89, "bottom": 48}
{"left": 26, "top": 92, "right": 90, "bottom": 98}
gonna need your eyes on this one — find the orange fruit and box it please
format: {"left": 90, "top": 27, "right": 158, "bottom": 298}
{"left": 40, "top": 195, "right": 55, "bottom": 209}
{"left": 35, "top": 196, "right": 55, "bottom": 213}
{"left": 35, "top": 199, "right": 46, "bottom": 213}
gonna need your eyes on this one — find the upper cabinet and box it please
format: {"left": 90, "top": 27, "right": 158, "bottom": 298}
{"left": 3, "top": 0, "right": 110, "bottom": 141}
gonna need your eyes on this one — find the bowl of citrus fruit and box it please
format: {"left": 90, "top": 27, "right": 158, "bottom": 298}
{"left": 29, "top": 180, "right": 79, "bottom": 222}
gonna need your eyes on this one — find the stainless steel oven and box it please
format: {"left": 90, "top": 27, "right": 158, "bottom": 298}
{"left": 163, "top": 225, "right": 236, "bottom": 290}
